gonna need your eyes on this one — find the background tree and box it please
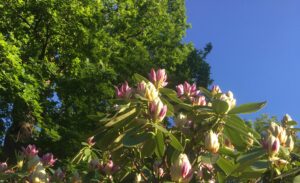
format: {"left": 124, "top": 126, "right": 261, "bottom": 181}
{"left": 0, "top": 0, "right": 212, "bottom": 160}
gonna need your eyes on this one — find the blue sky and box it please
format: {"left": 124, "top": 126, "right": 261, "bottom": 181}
{"left": 184, "top": 0, "right": 300, "bottom": 122}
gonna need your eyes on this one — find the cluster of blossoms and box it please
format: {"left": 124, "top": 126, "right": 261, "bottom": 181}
{"left": 115, "top": 68, "right": 168, "bottom": 123}
{"left": 176, "top": 81, "right": 206, "bottom": 106}
{"left": 263, "top": 116, "right": 295, "bottom": 158}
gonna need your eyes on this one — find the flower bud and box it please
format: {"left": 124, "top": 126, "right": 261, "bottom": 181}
{"left": 266, "top": 135, "right": 280, "bottom": 157}
{"left": 278, "top": 128, "right": 287, "bottom": 145}
{"left": 100, "top": 160, "right": 119, "bottom": 175}
{"left": 176, "top": 81, "right": 200, "bottom": 98}
{"left": 0, "top": 162, "right": 7, "bottom": 172}
{"left": 219, "top": 91, "right": 236, "bottom": 111}
{"left": 22, "top": 144, "right": 39, "bottom": 159}
{"left": 144, "top": 82, "right": 159, "bottom": 101}
{"left": 211, "top": 85, "right": 222, "bottom": 95}
{"left": 137, "top": 81, "right": 146, "bottom": 94}
{"left": 149, "top": 99, "right": 167, "bottom": 122}
{"left": 192, "top": 96, "right": 206, "bottom": 106}
{"left": 115, "top": 81, "right": 132, "bottom": 99}
{"left": 281, "top": 114, "right": 292, "bottom": 127}
{"left": 269, "top": 122, "right": 282, "bottom": 137}
{"left": 286, "top": 135, "right": 294, "bottom": 152}
{"left": 205, "top": 131, "right": 220, "bottom": 153}
{"left": 41, "top": 153, "right": 57, "bottom": 167}
{"left": 247, "top": 132, "right": 254, "bottom": 147}
{"left": 149, "top": 68, "right": 168, "bottom": 88}
{"left": 170, "top": 153, "right": 193, "bottom": 183}
{"left": 87, "top": 136, "right": 96, "bottom": 147}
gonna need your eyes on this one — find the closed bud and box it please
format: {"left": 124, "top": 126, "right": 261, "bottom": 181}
{"left": 278, "top": 128, "right": 287, "bottom": 145}
{"left": 115, "top": 81, "right": 132, "bottom": 99}
{"left": 176, "top": 82, "right": 200, "bottom": 99}
{"left": 211, "top": 85, "right": 222, "bottom": 95}
{"left": 87, "top": 136, "right": 96, "bottom": 147}
{"left": 41, "top": 153, "right": 57, "bottom": 167}
{"left": 22, "top": 144, "right": 39, "bottom": 159}
{"left": 137, "top": 81, "right": 146, "bottom": 94}
{"left": 282, "top": 114, "right": 292, "bottom": 127}
{"left": 266, "top": 135, "right": 280, "bottom": 157}
{"left": 149, "top": 99, "right": 167, "bottom": 122}
{"left": 205, "top": 131, "right": 220, "bottom": 153}
{"left": 219, "top": 91, "right": 236, "bottom": 112}
{"left": 269, "top": 122, "right": 282, "bottom": 137}
{"left": 149, "top": 68, "right": 168, "bottom": 89}
{"left": 170, "top": 154, "right": 193, "bottom": 183}
{"left": 286, "top": 135, "right": 294, "bottom": 152}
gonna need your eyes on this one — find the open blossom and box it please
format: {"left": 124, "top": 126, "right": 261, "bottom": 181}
{"left": 149, "top": 99, "right": 167, "bottom": 122}
{"left": 22, "top": 144, "right": 39, "bottom": 158}
{"left": 41, "top": 153, "right": 57, "bottom": 167}
{"left": 170, "top": 153, "right": 193, "bottom": 183}
{"left": 100, "top": 160, "right": 119, "bottom": 175}
{"left": 149, "top": 68, "right": 168, "bottom": 88}
{"left": 0, "top": 162, "right": 7, "bottom": 172}
{"left": 176, "top": 81, "right": 200, "bottom": 98}
{"left": 115, "top": 81, "right": 132, "bottom": 98}
{"left": 266, "top": 135, "right": 280, "bottom": 157}
{"left": 205, "top": 131, "right": 220, "bottom": 153}
{"left": 192, "top": 96, "right": 207, "bottom": 106}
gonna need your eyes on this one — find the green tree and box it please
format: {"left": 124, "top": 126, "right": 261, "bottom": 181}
{"left": 0, "top": 0, "right": 212, "bottom": 160}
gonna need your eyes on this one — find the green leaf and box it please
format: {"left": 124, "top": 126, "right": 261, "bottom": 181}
{"left": 217, "top": 172, "right": 226, "bottom": 183}
{"left": 228, "top": 101, "right": 266, "bottom": 114}
{"left": 160, "top": 88, "right": 182, "bottom": 104}
{"left": 155, "top": 131, "right": 165, "bottom": 158}
{"left": 216, "top": 156, "right": 235, "bottom": 176}
{"left": 169, "top": 133, "right": 184, "bottom": 152}
{"left": 122, "top": 132, "right": 153, "bottom": 147}
{"left": 294, "top": 175, "right": 300, "bottom": 183}
{"left": 141, "top": 135, "right": 156, "bottom": 158}
{"left": 212, "top": 99, "right": 229, "bottom": 114}
{"left": 105, "top": 108, "right": 137, "bottom": 127}
{"left": 199, "top": 87, "right": 212, "bottom": 98}
{"left": 133, "top": 73, "right": 150, "bottom": 83}
{"left": 286, "top": 120, "right": 298, "bottom": 126}
{"left": 218, "top": 147, "right": 238, "bottom": 158}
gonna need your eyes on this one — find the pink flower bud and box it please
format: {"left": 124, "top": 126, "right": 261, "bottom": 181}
{"left": 22, "top": 144, "right": 39, "bottom": 158}
{"left": 41, "top": 153, "right": 57, "bottom": 167}
{"left": 266, "top": 135, "right": 280, "bottom": 157}
{"left": 0, "top": 162, "right": 7, "bottom": 172}
{"left": 149, "top": 99, "right": 167, "bottom": 122}
{"left": 170, "top": 154, "right": 193, "bottom": 183}
{"left": 115, "top": 81, "right": 132, "bottom": 99}
{"left": 176, "top": 82, "right": 200, "bottom": 99}
{"left": 149, "top": 68, "right": 168, "bottom": 88}
{"left": 205, "top": 131, "right": 220, "bottom": 153}
{"left": 87, "top": 136, "right": 96, "bottom": 147}
{"left": 192, "top": 96, "right": 207, "bottom": 106}
{"left": 137, "top": 81, "right": 146, "bottom": 94}
{"left": 100, "top": 160, "right": 119, "bottom": 175}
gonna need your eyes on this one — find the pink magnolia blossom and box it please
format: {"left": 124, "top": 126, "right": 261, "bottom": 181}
{"left": 115, "top": 81, "right": 132, "bottom": 99}
{"left": 41, "top": 153, "right": 57, "bottom": 167}
{"left": 149, "top": 68, "right": 168, "bottom": 88}
{"left": 192, "top": 96, "right": 207, "bottom": 106}
{"left": 170, "top": 153, "right": 193, "bottom": 183}
{"left": 22, "top": 144, "right": 39, "bottom": 158}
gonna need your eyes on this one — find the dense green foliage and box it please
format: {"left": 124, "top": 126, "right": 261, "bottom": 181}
{"left": 0, "top": 0, "right": 212, "bottom": 160}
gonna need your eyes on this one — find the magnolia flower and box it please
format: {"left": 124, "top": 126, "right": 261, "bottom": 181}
{"left": 100, "top": 160, "right": 119, "bottom": 175}
{"left": 41, "top": 153, "right": 57, "bottom": 167}
{"left": 286, "top": 135, "right": 294, "bottom": 152}
{"left": 144, "top": 82, "right": 159, "bottom": 101}
{"left": 22, "top": 144, "right": 39, "bottom": 158}
{"left": 266, "top": 135, "right": 280, "bottom": 157}
{"left": 192, "top": 96, "right": 206, "bottom": 106}
{"left": 211, "top": 85, "right": 222, "bottom": 95}
{"left": 170, "top": 154, "right": 193, "bottom": 183}
{"left": 87, "top": 136, "right": 96, "bottom": 147}
{"left": 0, "top": 162, "right": 7, "bottom": 172}
{"left": 176, "top": 81, "right": 200, "bottom": 98}
{"left": 149, "top": 99, "right": 167, "bottom": 122}
{"left": 205, "top": 131, "right": 220, "bottom": 153}
{"left": 115, "top": 81, "right": 132, "bottom": 98}
{"left": 149, "top": 68, "right": 168, "bottom": 88}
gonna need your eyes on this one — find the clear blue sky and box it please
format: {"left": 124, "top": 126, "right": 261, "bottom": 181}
{"left": 184, "top": 0, "right": 300, "bottom": 122}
